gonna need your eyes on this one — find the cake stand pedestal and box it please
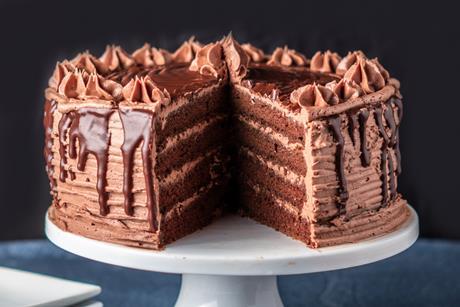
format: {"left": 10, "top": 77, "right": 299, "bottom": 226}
{"left": 45, "top": 206, "right": 418, "bottom": 307}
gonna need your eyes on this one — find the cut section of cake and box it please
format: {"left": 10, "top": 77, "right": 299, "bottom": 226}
{"left": 44, "top": 35, "right": 409, "bottom": 249}
{"left": 224, "top": 37, "right": 409, "bottom": 247}
{"left": 45, "top": 40, "right": 232, "bottom": 249}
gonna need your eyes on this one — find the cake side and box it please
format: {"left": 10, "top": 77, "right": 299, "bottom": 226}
{"left": 45, "top": 40, "right": 231, "bottom": 249}
{"left": 223, "top": 37, "right": 410, "bottom": 248}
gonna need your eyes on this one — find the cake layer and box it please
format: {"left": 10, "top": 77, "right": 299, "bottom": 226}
{"left": 156, "top": 115, "right": 230, "bottom": 174}
{"left": 234, "top": 114, "right": 305, "bottom": 175}
{"left": 237, "top": 148, "right": 306, "bottom": 209}
{"left": 232, "top": 86, "right": 305, "bottom": 142}
{"left": 239, "top": 181, "right": 311, "bottom": 246}
{"left": 159, "top": 148, "right": 229, "bottom": 211}
{"left": 156, "top": 83, "right": 229, "bottom": 142}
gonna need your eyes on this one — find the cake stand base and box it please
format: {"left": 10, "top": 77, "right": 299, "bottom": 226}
{"left": 176, "top": 275, "right": 282, "bottom": 307}
{"left": 45, "top": 206, "right": 418, "bottom": 307}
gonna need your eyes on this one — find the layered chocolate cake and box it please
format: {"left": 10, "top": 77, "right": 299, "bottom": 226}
{"left": 44, "top": 35, "right": 409, "bottom": 249}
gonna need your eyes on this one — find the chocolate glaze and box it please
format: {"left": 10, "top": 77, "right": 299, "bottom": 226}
{"left": 245, "top": 63, "right": 338, "bottom": 104}
{"left": 43, "top": 100, "right": 57, "bottom": 191}
{"left": 119, "top": 109, "right": 158, "bottom": 231}
{"left": 58, "top": 108, "right": 113, "bottom": 216}
{"left": 358, "top": 109, "right": 371, "bottom": 166}
{"left": 347, "top": 112, "right": 358, "bottom": 146}
{"left": 328, "top": 116, "right": 348, "bottom": 212}
{"left": 108, "top": 63, "right": 217, "bottom": 98}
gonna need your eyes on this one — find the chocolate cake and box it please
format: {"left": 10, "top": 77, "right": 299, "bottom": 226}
{"left": 44, "top": 35, "right": 409, "bottom": 249}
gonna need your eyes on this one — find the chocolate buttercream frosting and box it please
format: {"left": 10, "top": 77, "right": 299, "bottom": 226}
{"left": 326, "top": 79, "right": 362, "bottom": 100}
{"left": 343, "top": 57, "right": 386, "bottom": 94}
{"left": 267, "top": 46, "right": 308, "bottom": 66}
{"left": 100, "top": 45, "right": 135, "bottom": 71}
{"left": 122, "top": 75, "right": 170, "bottom": 104}
{"left": 172, "top": 36, "right": 202, "bottom": 63}
{"left": 48, "top": 61, "right": 75, "bottom": 89}
{"left": 241, "top": 43, "right": 265, "bottom": 63}
{"left": 310, "top": 50, "right": 341, "bottom": 73}
{"left": 189, "top": 42, "right": 223, "bottom": 78}
{"left": 222, "top": 35, "right": 250, "bottom": 81}
{"left": 71, "top": 52, "right": 109, "bottom": 75}
{"left": 132, "top": 43, "right": 172, "bottom": 67}
{"left": 290, "top": 83, "right": 339, "bottom": 107}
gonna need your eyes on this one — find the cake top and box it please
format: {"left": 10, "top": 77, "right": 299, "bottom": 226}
{"left": 45, "top": 34, "right": 400, "bottom": 120}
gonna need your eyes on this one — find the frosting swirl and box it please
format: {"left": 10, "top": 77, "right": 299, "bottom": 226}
{"left": 58, "top": 70, "right": 87, "bottom": 98}
{"left": 172, "top": 36, "right": 202, "bottom": 63}
{"left": 222, "top": 35, "right": 250, "bottom": 81}
{"left": 189, "top": 42, "right": 223, "bottom": 78}
{"left": 267, "top": 46, "right": 308, "bottom": 66}
{"left": 310, "top": 50, "right": 341, "bottom": 73}
{"left": 48, "top": 61, "right": 75, "bottom": 89}
{"left": 241, "top": 43, "right": 265, "bottom": 62}
{"left": 99, "top": 45, "right": 135, "bottom": 71}
{"left": 71, "top": 52, "right": 109, "bottom": 75}
{"left": 132, "top": 43, "right": 172, "bottom": 67}
{"left": 343, "top": 57, "right": 386, "bottom": 94}
{"left": 290, "top": 83, "right": 339, "bottom": 107}
{"left": 57, "top": 69, "right": 118, "bottom": 100}
{"left": 326, "top": 79, "right": 362, "bottom": 100}
{"left": 122, "top": 76, "right": 170, "bottom": 104}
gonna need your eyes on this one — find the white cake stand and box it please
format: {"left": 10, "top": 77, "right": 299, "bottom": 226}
{"left": 45, "top": 206, "right": 418, "bottom": 307}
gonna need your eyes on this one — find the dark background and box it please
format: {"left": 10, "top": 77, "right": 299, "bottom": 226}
{"left": 0, "top": 0, "right": 458, "bottom": 241}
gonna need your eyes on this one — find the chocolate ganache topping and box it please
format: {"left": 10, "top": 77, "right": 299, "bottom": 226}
{"left": 119, "top": 76, "right": 168, "bottom": 231}
{"left": 172, "top": 36, "right": 202, "bottom": 63}
{"left": 290, "top": 83, "right": 339, "bottom": 107}
{"left": 189, "top": 42, "right": 223, "bottom": 78}
{"left": 222, "top": 35, "right": 250, "bottom": 81}
{"left": 241, "top": 43, "right": 265, "bottom": 63}
{"left": 99, "top": 45, "right": 135, "bottom": 71}
{"left": 267, "top": 46, "right": 308, "bottom": 67}
{"left": 310, "top": 50, "right": 341, "bottom": 73}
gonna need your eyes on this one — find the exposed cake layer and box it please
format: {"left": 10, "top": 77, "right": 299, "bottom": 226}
{"left": 239, "top": 181, "right": 310, "bottom": 245}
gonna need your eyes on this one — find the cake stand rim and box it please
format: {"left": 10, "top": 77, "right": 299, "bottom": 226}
{"left": 44, "top": 205, "right": 419, "bottom": 276}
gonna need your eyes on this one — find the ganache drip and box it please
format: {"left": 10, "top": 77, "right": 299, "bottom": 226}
{"left": 373, "top": 106, "right": 397, "bottom": 206}
{"left": 328, "top": 116, "right": 348, "bottom": 213}
{"left": 119, "top": 109, "right": 158, "bottom": 231}
{"left": 358, "top": 109, "right": 371, "bottom": 166}
{"left": 347, "top": 112, "right": 358, "bottom": 146}
{"left": 58, "top": 108, "right": 113, "bottom": 216}
{"left": 43, "top": 100, "right": 57, "bottom": 191}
